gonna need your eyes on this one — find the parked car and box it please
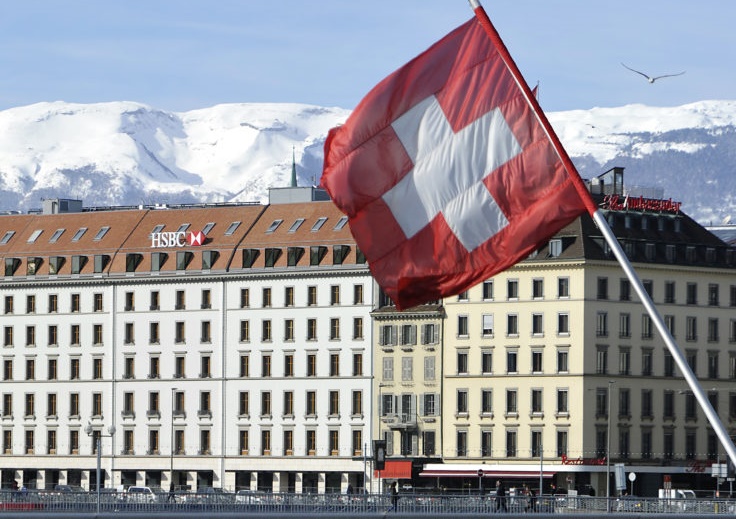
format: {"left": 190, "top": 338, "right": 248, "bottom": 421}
{"left": 125, "top": 486, "right": 157, "bottom": 503}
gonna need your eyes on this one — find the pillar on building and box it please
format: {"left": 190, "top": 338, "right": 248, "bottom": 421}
{"left": 223, "top": 471, "right": 236, "bottom": 491}
{"left": 37, "top": 470, "right": 46, "bottom": 491}
{"left": 295, "top": 473, "right": 303, "bottom": 494}
{"left": 250, "top": 472, "right": 258, "bottom": 492}
{"left": 186, "top": 471, "right": 196, "bottom": 491}
{"left": 318, "top": 472, "right": 326, "bottom": 494}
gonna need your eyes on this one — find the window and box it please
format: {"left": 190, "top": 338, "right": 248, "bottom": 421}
{"left": 239, "top": 320, "right": 250, "bottom": 342}
{"left": 456, "top": 352, "right": 468, "bottom": 375}
{"left": 26, "top": 326, "right": 35, "bottom": 347}
{"left": 531, "top": 351, "right": 543, "bottom": 373}
{"left": 149, "top": 357, "right": 160, "bottom": 379}
{"left": 532, "top": 314, "right": 543, "bottom": 335}
{"left": 307, "top": 354, "right": 317, "bottom": 377}
{"left": 482, "top": 314, "right": 494, "bottom": 336}
{"left": 285, "top": 286, "right": 294, "bottom": 307}
{"left": 507, "top": 279, "right": 518, "bottom": 299}
{"left": 557, "top": 313, "right": 569, "bottom": 335}
{"left": 421, "top": 323, "right": 438, "bottom": 345}
{"left": 709, "top": 283, "right": 720, "bottom": 306}
{"left": 482, "top": 280, "right": 494, "bottom": 300}
{"left": 306, "top": 391, "right": 317, "bottom": 415}
{"left": 596, "top": 312, "right": 608, "bottom": 337}
{"left": 200, "top": 321, "right": 211, "bottom": 343}
{"left": 175, "top": 322, "right": 185, "bottom": 343}
{"left": 3, "top": 326, "right": 13, "bottom": 347}
{"left": 505, "top": 389, "right": 518, "bottom": 414}
{"left": 505, "top": 430, "right": 517, "bottom": 457}
{"left": 456, "top": 390, "right": 468, "bottom": 414}
{"left": 619, "top": 348, "right": 631, "bottom": 375}
{"left": 307, "top": 286, "right": 317, "bottom": 306}
{"left": 641, "top": 389, "right": 653, "bottom": 418}
{"left": 686, "top": 316, "right": 697, "bottom": 341}
{"left": 596, "top": 277, "right": 608, "bottom": 299}
{"left": 708, "top": 351, "right": 719, "bottom": 379}
{"left": 261, "top": 288, "right": 271, "bottom": 308}
{"left": 507, "top": 350, "right": 518, "bottom": 373}
{"left": 457, "top": 430, "right": 468, "bottom": 457}
{"left": 481, "top": 389, "right": 493, "bottom": 415}
{"left": 149, "top": 322, "right": 159, "bottom": 344}
{"left": 25, "top": 358, "right": 35, "bottom": 380}
{"left": 557, "top": 350, "right": 568, "bottom": 373}
{"left": 329, "top": 391, "right": 340, "bottom": 416}
{"left": 353, "top": 317, "right": 363, "bottom": 340}
{"left": 306, "top": 319, "right": 316, "bottom": 341}
{"left": 353, "top": 284, "right": 364, "bottom": 304}
{"left": 261, "top": 354, "right": 271, "bottom": 377}
{"left": 262, "top": 320, "right": 272, "bottom": 341}
{"left": 284, "top": 319, "right": 294, "bottom": 341}
{"left": 239, "top": 355, "right": 250, "bottom": 378}
{"left": 482, "top": 352, "right": 493, "bottom": 374}
{"left": 330, "top": 285, "right": 340, "bottom": 305}
{"left": 284, "top": 354, "right": 294, "bottom": 377}
{"left": 330, "top": 318, "right": 340, "bottom": 340}
{"left": 686, "top": 282, "right": 697, "bottom": 305}
{"left": 93, "top": 358, "right": 103, "bottom": 379}
{"left": 506, "top": 314, "right": 518, "bottom": 336}
{"left": 70, "top": 324, "right": 80, "bottom": 346}
{"left": 175, "top": 290, "right": 185, "bottom": 310}
{"left": 238, "top": 392, "right": 249, "bottom": 416}
{"left": 557, "top": 277, "right": 569, "bottom": 298}
{"left": 174, "top": 356, "right": 185, "bottom": 379}
{"left": 531, "top": 389, "right": 543, "bottom": 414}
{"left": 532, "top": 278, "right": 544, "bottom": 298}
{"left": 619, "top": 313, "right": 631, "bottom": 338}
{"left": 556, "top": 389, "right": 568, "bottom": 414}
{"left": 329, "top": 353, "right": 341, "bottom": 377}
{"left": 596, "top": 346, "right": 608, "bottom": 374}
{"left": 642, "top": 349, "right": 653, "bottom": 376}
{"left": 240, "top": 288, "right": 250, "bottom": 308}
{"left": 664, "top": 352, "right": 675, "bottom": 377}
{"left": 708, "top": 318, "right": 720, "bottom": 342}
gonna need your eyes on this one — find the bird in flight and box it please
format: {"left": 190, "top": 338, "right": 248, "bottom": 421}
{"left": 621, "top": 63, "right": 686, "bottom": 83}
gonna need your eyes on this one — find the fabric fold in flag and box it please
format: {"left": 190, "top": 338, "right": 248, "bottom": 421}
{"left": 321, "top": 17, "right": 589, "bottom": 310}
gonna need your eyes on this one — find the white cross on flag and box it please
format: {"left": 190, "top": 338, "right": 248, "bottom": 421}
{"left": 321, "top": 17, "right": 590, "bottom": 310}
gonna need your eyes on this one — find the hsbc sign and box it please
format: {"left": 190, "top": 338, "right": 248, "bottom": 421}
{"left": 151, "top": 231, "right": 205, "bottom": 248}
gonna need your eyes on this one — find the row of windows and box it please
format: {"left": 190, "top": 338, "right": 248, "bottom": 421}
{"left": 1, "top": 352, "right": 365, "bottom": 382}
{"left": 454, "top": 429, "right": 568, "bottom": 458}
{"left": 595, "top": 346, "right": 736, "bottom": 379}
{"left": 597, "top": 312, "right": 736, "bottom": 343}
{"left": 0, "top": 427, "right": 365, "bottom": 459}
{"left": 597, "top": 277, "right": 736, "bottom": 307}
{"left": 2, "top": 388, "right": 366, "bottom": 424}
{"left": 2, "top": 284, "right": 367, "bottom": 315}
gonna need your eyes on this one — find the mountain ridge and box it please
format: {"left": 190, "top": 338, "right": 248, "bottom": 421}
{"left": 0, "top": 99, "right": 733, "bottom": 224}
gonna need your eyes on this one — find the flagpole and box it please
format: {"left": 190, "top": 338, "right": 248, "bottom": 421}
{"left": 467, "top": 0, "right": 736, "bottom": 471}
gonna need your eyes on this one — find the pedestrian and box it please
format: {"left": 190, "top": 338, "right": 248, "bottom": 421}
{"left": 495, "top": 480, "right": 507, "bottom": 512}
{"left": 390, "top": 481, "right": 399, "bottom": 511}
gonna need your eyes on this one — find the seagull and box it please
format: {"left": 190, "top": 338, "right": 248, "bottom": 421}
{"left": 621, "top": 63, "right": 686, "bottom": 83}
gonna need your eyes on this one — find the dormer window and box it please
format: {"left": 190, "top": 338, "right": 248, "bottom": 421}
{"left": 225, "top": 221, "right": 241, "bottom": 236}
{"left": 549, "top": 239, "right": 562, "bottom": 258}
{"left": 150, "top": 224, "right": 165, "bottom": 237}
{"left": 311, "top": 217, "right": 327, "bottom": 232}
{"left": 333, "top": 216, "right": 348, "bottom": 231}
{"left": 202, "top": 222, "right": 215, "bottom": 235}
{"left": 93, "top": 226, "right": 110, "bottom": 241}
{"left": 176, "top": 223, "right": 190, "bottom": 233}
{"left": 0, "top": 231, "right": 15, "bottom": 245}
{"left": 265, "top": 220, "right": 283, "bottom": 234}
{"left": 49, "top": 229, "right": 65, "bottom": 243}
{"left": 288, "top": 218, "right": 305, "bottom": 233}
{"left": 71, "top": 228, "right": 87, "bottom": 242}
{"left": 27, "top": 230, "right": 43, "bottom": 243}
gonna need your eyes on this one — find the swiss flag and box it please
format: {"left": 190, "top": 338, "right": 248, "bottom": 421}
{"left": 321, "top": 17, "right": 590, "bottom": 310}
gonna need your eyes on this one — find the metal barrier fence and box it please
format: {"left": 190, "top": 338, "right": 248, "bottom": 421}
{"left": 1, "top": 489, "right": 736, "bottom": 515}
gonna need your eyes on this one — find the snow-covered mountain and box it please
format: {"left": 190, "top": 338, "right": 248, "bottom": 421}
{"left": 0, "top": 99, "right": 734, "bottom": 224}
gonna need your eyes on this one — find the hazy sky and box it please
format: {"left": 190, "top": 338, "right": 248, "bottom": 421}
{"left": 1, "top": 1, "right": 733, "bottom": 113}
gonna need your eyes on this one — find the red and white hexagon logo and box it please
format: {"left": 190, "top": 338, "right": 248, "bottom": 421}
{"left": 188, "top": 231, "right": 205, "bottom": 246}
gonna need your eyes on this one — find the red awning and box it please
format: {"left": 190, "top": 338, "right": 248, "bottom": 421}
{"left": 420, "top": 469, "right": 556, "bottom": 479}
{"left": 376, "top": 460, "right": 413, "bottom": 479}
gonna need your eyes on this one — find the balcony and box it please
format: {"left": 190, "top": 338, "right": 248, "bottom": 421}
{"left": 384, "top": 413, "right": 417, "bottom": 430}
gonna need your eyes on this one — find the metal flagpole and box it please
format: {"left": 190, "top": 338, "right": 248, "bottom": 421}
{"left": 467, "top": 0, "right": 736, "bottom": 470}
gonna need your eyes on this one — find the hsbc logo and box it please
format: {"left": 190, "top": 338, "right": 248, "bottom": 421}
{"left": 151, "top": 231, "right": 205, "bottom": 248}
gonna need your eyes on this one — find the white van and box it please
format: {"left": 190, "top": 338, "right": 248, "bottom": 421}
{"left": 126, "top": 486, "right": 157, "bottom": 503}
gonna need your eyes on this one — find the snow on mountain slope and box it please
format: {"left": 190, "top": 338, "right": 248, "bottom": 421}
{"left": 0, "top": 99, "right": 734, "bottom": 224}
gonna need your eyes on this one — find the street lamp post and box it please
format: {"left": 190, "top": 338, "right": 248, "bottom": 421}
{"left": 85, "top": 423, "right": 116, "bottom": 514}
{"left": 171, "top": 388, "right": 178, "bottom": 493}
{"left": 606, "top": 380, "right": 615, "bottom": 513}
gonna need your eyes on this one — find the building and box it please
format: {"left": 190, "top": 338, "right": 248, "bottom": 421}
{"left": 0, "top": 188, "right": 374, "bottom": 493}
{"left": 375, "top": 169, "right": 736, "bottom": 497}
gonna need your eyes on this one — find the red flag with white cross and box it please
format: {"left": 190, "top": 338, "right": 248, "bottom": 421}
{"left": 321, "top": 14, "right": 594, "bottom": 310}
